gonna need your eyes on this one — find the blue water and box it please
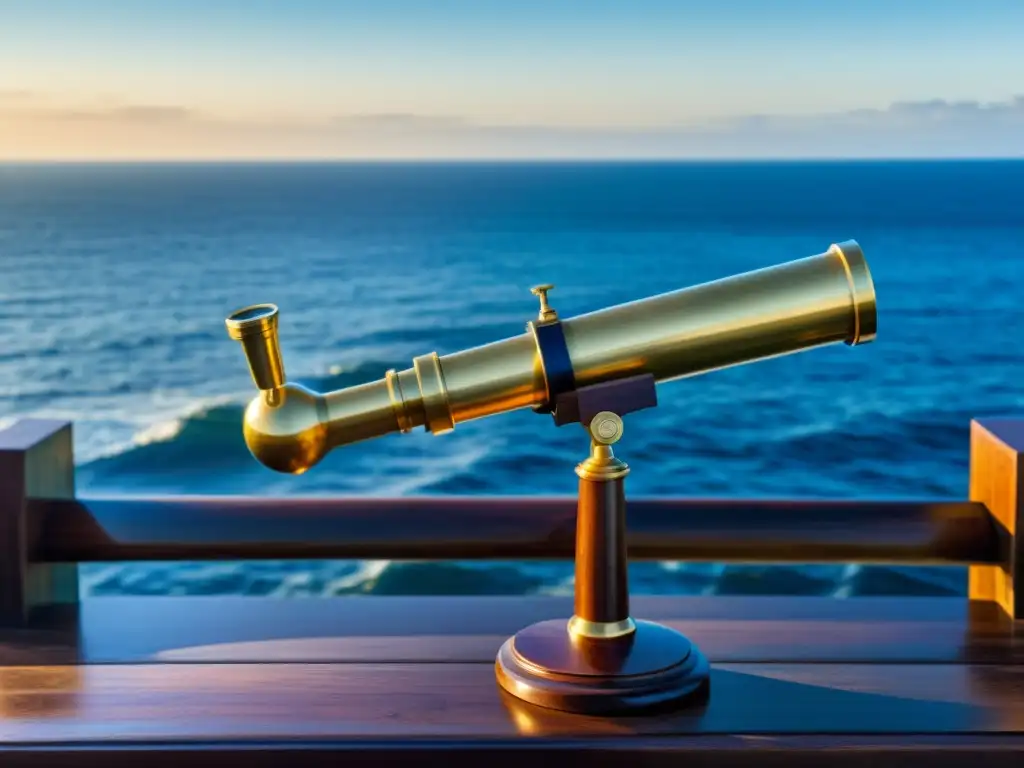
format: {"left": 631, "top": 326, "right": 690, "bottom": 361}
{"left": 2, "top": 161, "right": 1022, "bottom": 598}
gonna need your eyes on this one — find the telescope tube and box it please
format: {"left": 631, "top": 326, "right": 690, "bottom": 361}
{"left": 226, "top": 241, "right": 876, "bottom": 473}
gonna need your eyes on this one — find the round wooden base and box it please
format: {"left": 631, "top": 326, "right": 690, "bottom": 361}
{"left": 495, "top": 618, "right": 710, "bottom": 715}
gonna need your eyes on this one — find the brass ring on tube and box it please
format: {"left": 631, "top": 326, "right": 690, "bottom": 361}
{"left": 385, "top": 369, "right": 414, "bottom": 434}
{"left": 830, "top": 240, "right": 877, "bottom": 345}
{"left": 413, "top": 352, "right": 455, "bottom": 435}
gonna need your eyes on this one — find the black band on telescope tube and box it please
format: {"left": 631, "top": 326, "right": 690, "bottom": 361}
{"left": 530, "top": 320, "right": 577, "bottom": 414}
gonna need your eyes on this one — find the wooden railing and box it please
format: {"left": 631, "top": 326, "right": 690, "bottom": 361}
{"left": 0, "top": 417, "right": 1020, "bottom": 625}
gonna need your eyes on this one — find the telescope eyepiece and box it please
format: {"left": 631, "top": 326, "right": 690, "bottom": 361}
{"left": 226, "top": 303, "right": 279, "bottom": 342}
{"left": 225, "top": 303, "right": 286, "bottom": 391}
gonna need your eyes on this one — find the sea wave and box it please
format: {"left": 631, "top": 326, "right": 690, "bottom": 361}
{"left": 79, "top": 559, "right": 967, "bottom": 599}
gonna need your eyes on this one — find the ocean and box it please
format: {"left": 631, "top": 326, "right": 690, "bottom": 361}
{"left": 2, "top": 160, "right": 1022, "bottom": 599}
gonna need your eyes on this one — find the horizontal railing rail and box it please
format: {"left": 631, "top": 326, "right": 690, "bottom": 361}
{"left": 31, "top": 495, "right": 1000, "bottom": 565}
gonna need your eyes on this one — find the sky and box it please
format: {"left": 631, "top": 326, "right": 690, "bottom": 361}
{"left": 1, "top": 0, "right": 1023, "bottom": 159}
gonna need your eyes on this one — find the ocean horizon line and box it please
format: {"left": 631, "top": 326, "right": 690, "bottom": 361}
{"left": 2, "top": 156, "right": 1024, "bottom": 166}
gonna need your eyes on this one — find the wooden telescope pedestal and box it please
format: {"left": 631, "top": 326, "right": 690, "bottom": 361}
{"left": 496, "top": 374, "right": 711, "bottom": 713}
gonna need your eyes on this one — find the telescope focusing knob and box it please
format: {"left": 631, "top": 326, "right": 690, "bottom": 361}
{"left": 225, "top": 303, "right": 286, "bottom": 391}
{"left": 589, "top": 411, "right": 624, "bottom": 445}
{"left": 530, "top": 284, "right": 559, "bottom": 323}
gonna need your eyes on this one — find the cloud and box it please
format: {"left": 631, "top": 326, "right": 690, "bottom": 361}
{"left": 327, "top": 96, "right": 1024, "bottom": 157}
{"left": 887, "top": 96, "right": 1024, "bottom": 117}
{"left": 331, "top": 113, "right": 471, "bottom": 132}
{"left": 95, "top": 105, "right": 196, "bottom": 123}
{"left": 0, "top": 89, "right": 35, "bottom": 102}
{"left": 704, "top": 96, "right": 1024, "bottom": 134}
{"left": 4, "top": 103, "right": 196, "bottom": 123}
{"left": 2, "top": 94, "right": 1023, "bottom": 159}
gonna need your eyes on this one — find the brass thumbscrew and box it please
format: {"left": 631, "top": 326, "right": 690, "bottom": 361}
{"left": 531, "top": 284, "right": 558, "bottom": 323}
{"left": 589, "top": 411, "right": 624, "bottom": 446}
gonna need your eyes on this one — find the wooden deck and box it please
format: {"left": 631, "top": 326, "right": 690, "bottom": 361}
{"left": 0, "top": 594, "right": 1022, "bottom": 766}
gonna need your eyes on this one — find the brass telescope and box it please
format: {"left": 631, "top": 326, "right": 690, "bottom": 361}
{"left": 226, "top": 239, "right": 876, "bottom": 716}
{"left": 226, "top": 240, "right": 876, "bottom": 475}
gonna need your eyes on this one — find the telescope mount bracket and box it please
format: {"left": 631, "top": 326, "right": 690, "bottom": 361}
{"left": 495, "top": 374, "right": 711, "bottom": 715}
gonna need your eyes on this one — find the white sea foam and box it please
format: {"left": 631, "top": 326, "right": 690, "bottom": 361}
{"left": 76, "top": 391, "right": 248, "bottom": 465}
{"left": 322, "top": 560, "right": 392, "bottom": 595}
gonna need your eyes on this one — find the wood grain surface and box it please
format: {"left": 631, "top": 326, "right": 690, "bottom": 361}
{"left": 0, "top": 595, "right": 1021, "bottom": 765}
{"left": 0, "top": 661, "right": 1023, "bottom": 741}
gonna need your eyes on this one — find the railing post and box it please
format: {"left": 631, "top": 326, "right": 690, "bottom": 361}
{"left": 0, "top": 419, "right": 79, "bottom": 626}
{"left": 968, "top": 419, "right": 1023, "bottom": 621}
